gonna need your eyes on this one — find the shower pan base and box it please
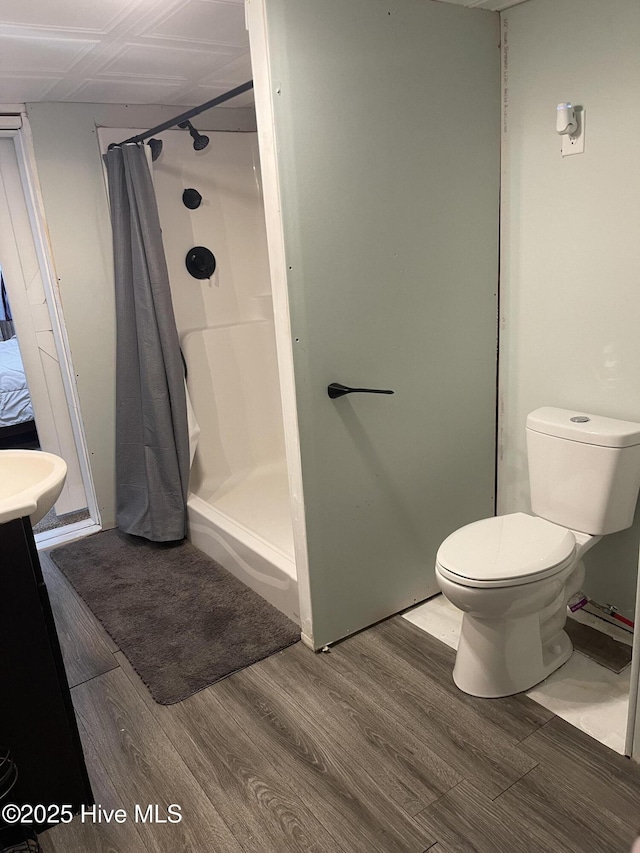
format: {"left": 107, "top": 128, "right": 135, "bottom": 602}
{"left": 187, "top": 464, "right": 299, "bottom": 625}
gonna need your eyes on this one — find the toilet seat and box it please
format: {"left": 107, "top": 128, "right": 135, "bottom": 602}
{"left": 436, "top": 512, "right": 576, "bottom": 589}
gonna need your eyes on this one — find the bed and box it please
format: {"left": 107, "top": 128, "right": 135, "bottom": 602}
{"left": 0, "top": 334, "right": 35, "bottom": 438}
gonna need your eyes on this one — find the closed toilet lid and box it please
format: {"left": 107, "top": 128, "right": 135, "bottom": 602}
{"left": 436, "top": 512, "right": 575, "bottom": 587}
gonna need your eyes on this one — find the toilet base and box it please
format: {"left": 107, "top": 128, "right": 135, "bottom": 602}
{"left": 452, "top": 613, "right": 573, "bottom": 698}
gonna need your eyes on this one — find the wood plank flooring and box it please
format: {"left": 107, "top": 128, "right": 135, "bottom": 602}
{"left": 38, "top": 552, "right": 640, "bottom": 853}
{"left": 40, "top": 553, "right": 119, "bottom": 685}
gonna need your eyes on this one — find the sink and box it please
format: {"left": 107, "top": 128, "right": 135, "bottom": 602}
{"left": 0, "top": 450, "right": 67, "bottom": 526}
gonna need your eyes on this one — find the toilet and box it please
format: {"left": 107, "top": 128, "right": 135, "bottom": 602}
{"left": 435, "top": 407, "right": 640, "bottom": 698}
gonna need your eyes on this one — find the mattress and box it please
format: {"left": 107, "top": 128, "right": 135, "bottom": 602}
{"left": 0, "top": 336, "right": 34, "bottom": 428}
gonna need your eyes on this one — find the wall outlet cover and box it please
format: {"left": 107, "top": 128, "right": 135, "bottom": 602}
{"left": 561, "top": 107, "right": 585, "bottom": 157}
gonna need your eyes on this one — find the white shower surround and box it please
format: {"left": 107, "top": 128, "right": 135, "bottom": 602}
{"left": 150, "top": 129, "right": 298, "bottom": 623}
{"left": 184, "top": 322, "right": 298, "bottom": 623}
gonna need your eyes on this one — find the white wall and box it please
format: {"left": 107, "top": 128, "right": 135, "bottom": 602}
{"left": 148, "top": 130, "right": 286, "bottom": 505}
{"left": 152, "top": 130, "right": 271, "bottom": 334}
{"left": 499, "top": 0, "right": 640, "bottom": 619}
{"left": 25, "top": 102, "right": 256, "bottom": 528}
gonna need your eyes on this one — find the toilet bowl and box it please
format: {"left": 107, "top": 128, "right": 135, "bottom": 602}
{"left": 435, "top": 407, "right": 640, "bottom": 698}
{"left": 435, "top": 513, "right": 598, "bottom": 697}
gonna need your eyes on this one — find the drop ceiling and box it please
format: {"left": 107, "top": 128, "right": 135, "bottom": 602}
{"left": 0, "top": 0, "right": 529, "bottom": 108}
{"left": 0, "top": 0, "right": 253, "bottom": 107}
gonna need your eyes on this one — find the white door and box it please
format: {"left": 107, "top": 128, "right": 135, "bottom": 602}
{"left": 0, "top": 131, "right": 91, "bottom": 518}
{"left": 250, "top": 0, "right": 501, "bottom": 648}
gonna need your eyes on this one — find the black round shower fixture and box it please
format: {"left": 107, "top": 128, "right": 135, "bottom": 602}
{"left": 186, "top": 246, "right": 216, "bottom": 279}
{"left": 182, "top": 188, "right": 202, "bottom": 209}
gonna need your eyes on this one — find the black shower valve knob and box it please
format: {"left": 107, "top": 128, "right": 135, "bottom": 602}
{"left": 186, "top": 246, "right": 216, "bottom": 279}
{"left": 182, "top": 188, "right": 202, "bottom": 209}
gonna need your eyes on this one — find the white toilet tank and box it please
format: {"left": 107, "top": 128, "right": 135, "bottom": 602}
{"left": 526, "top": 407, "right": 640, "bottom": 534}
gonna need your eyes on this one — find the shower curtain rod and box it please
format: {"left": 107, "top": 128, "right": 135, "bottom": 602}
{"left": 114, "top": 80, "right": 254, "bottom": 147}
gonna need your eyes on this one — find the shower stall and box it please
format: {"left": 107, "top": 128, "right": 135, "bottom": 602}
{"left": 159, "top": 129, "right": 297, "bottom": 623}
{"left": 101, "top": 124, "right": 298, "bottom": 623}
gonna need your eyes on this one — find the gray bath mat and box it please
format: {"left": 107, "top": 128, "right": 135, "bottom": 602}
{"left": 50, "top": 529, "right": 300, "bottom": 704}
{"left": 565, "top": 617, "right": 632, "bottom": 674}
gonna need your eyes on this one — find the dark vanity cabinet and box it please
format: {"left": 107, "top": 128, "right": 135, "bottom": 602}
{"left": 0, "top": 517, "right": 93, "bottom": 830}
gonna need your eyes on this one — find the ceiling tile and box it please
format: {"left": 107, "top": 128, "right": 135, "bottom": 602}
{"left": 0, "top": 0, "right": 139, "bottom": 33}
{"left": 0, "top": 75, "right": 60, "bottom": 102}
{"left": 67, "top": 77, "right": 184, "bottom": 104}
{"left": 197, "top": 51, "right": 252, "bottom": 86}
{"left": 147, "top": 0, "right": 248, "bottom": 47}
{"left": 0, "top": 34, "right": 98, "bottom": 72}
{"left": 100, "top": 42, "right": 229, "bottom": 80}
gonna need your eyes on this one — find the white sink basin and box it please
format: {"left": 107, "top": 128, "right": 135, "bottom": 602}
{"left": 0, "top": 450, "right": 67, "bottom": 526}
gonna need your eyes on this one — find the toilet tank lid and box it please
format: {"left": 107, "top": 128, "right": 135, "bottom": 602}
{"left": 527, "top": 407, "right": 640, "bottom": 448}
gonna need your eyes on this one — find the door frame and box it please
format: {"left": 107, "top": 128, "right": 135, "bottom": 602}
{"left": 246, "top": 0, "right": 313, "bottom": 646}
{"left": 0, "top": 109, "right": 100, "bottom": 543}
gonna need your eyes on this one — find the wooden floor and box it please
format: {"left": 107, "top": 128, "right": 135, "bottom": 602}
{"left": 38, "top": 551, "right": 640, "bottom": 853}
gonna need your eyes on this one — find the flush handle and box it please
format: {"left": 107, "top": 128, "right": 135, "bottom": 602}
{"left": 327, "top": 382, "right": 394, "bottom": 399}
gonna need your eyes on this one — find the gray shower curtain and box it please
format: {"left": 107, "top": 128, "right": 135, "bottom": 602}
{"left": 104, "top": 143, "right": 189, "bottom": 542}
